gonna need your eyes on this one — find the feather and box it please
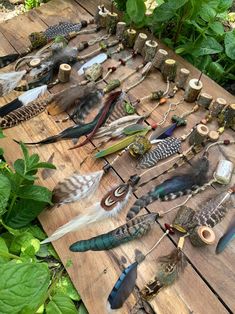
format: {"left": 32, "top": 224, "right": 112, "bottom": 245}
{"left": 108, "top": 262, "right": 138, "bottom": 310}
{"left": 52, "top": 170, "right": 104, "bottom": 206}
{"left": 149, "top": 123, "right": 178, "bottom": 141}
{"left": 140, "top": 248, "right": 187, "bottom": 301}
{"left": 78, "top": 53, "right": 108, "bottom": 75}
{"left": 216, "top": 217, "right": 235, "bottom": 254}
{"left": 43, "top": 21, "right": 85, "bottom": 40}
{"left": 0, "top": 85, "right": 47, "bottom": 118}
{"left": 127, "top": 155, "right": 209, "bottom": 220}
{"left": 0, "top": 53, "right": 19, "bottom": 68}
{"left": 0, "top": 71, "right": 26, "bottom": 96}
{"left": 41, "top": 183, "right": 132, "bottom": 244}
{"left": 138, "top": 137, "right": 182, "bottom": 169}
{"left": 69, "top": 213, "right": 158, "bottom": 252}
{"left": 122, "top": 123, "right": 147, "bottom": 135}
{"left": 95, "top": 127, "right": 151, "bottom": 158}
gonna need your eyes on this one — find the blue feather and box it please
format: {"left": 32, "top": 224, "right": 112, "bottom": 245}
{"left": 216, "top": 219, "right": 235, "bottom": 254}
{"left": 108, "top": 262, "right": 138, "bottom": 309}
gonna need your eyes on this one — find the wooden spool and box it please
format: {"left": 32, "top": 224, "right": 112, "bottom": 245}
{"left": 208, "top": 130, "right": 220, "bottom": 142}
{"left": 122, "top": 28, "right": 137, "bottom": 48}
{"left": 116, "top": 22, "right": 126, "bottom": 40}
{"left": 152, "top": 49, "right": 168, "bottom": 70}
{"left": 134, "top": 33, "right": 147, "bottom": 54}
{"left": 189, "top": 124, "right": 209, "bottom": 145}
{"left": 189, "top": 226, "right": 216, "bottom": 247}
{"left": 184, "top": 78, "right": 203, "bottom": 103}
{"left": 106, "top": 12, "right": 118, "bottom": 35}
{"left": 162, "top": 59, "right": 177, "bottom": 82}
{"left": 95, "top": 5, "right": 109, "bottom": 28}
{"left": 209, "top": 98, "right": 227, "bottom": 117}
{"left": 197, "top": 92, "right": 213, "bottom": 109}
{"left": 176, "top": 68, "right": 190, "bottom": 89}
{"left": 143, "top": 40, "right": 158, "bottom": 63}
{"left": 58, "top": 63, "right": 71, "bottom": 83}
{"left": 29, "top": 58, "right": 41, "bottom": 68}
{"left": 172, "top": 206, "right": 195, "bottom": 232}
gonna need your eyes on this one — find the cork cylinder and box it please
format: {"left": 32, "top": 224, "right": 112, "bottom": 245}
{"left": 208, "top": 130, "right": 220, "bottom": 142}
{"left": 152, "top": 49, "right": 168, "bottom": 70}
{"left": 162, "top": 59, "right": 177, "bottom": 82}
{"left": 143, "top": 40, "right": 158, "bottom": 63}
{"left": 122, "top": 28, "right": 137, "bottom": 48}
{"left": 176, "top": 68, "right": 190, "bottom": 89}
{"left": 116, "top": 22, "right": 126, "bottom": 40}
{"left": 189, "top": 124, "right": 209, "bottom": 145}
{"left": 106, "top": 12, "right": 118, "bottom": 35}
{"left": 134, "top": 33, "right": 147, "bottom": 54}
{"left": 197, "top": 93, "right": 213, "bottom": 109}
{"left": 184, "top": 78, "right": 203, "bottom": 103}
{"left": 189, "top": 226, "right": 216, "bottom": 247}
{"left": 58, "top": 64, "right": 71, "bottom": 83}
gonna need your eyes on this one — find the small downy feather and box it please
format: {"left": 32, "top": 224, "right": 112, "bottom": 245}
{"left": 0, "top": 53, "right": 19, "bottom": 68}
{"left": 41, "top": 183, "right": 132, "bottom": 244}
{"left": 138, "top": 137, "right": 182, "bottom": 169}
{"left": 69, "top": 213, "right": 158, "bottom": 252}
{"left": 52, "top": 170, "right": 104, "bottom": 206}
{"left": 216, "top": 217, "right": 235, "bottom": 254}
{"left": 0, "top": 85, "right": 47, "bottom": 117}
{"left": 140, "top": 248, "right": 187, "bottom": 300}
{"left": 108, "top": 262, "right": 138, "bottom": 310}
{"left": 0, "top": 70, "right": 26, "bottom": 96}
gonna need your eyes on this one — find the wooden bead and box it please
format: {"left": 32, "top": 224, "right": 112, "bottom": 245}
{"left": 189, "top": 226, "right": 215, "bottom": 247}
{"left": 122, "top": 28, "right": 137, "bottom": 48}
{"left": 197, "top": 92, "right": 213, "bottom": 109}
{"left": 189, "top": 124, "right": 209, "bottom": 145}
{"left": 152, "top": 49, "right": 168, "bottom": 69}
{"left": 162, "top": 59, "right": 177, "bottom": 82}
{"left": 143, "top": 40, "right": 158, "bottom": 63}
{"left": 176, "top": 68, "right": 190, "bottom": 89}
{"left": 95, "top": 5, "right": 109, "bottom": 28}
{"left": 184, "top": 78, "right": 203, "bottom": 103}
{"left": 208, "top": 130, "right": 220, "bottom": 142}
{"left": 209, "top": 98, "right": 227, "bottom": 117}
{"left": 134, "top": 33, "right": 147, "bottom": 54}
{"left": 106, "top": 12, "right": 118, "bottom": 35}
{"left": 58, "top": 63, "right": 71, "bottom": 83}
{"left": 29, "top": 58, "right": 41, "bottom": 67}
{"left": 116, "top": 22, "right": 126, "bottom": 40}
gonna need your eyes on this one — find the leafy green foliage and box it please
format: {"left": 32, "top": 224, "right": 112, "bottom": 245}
{"left": 24, "top": 0, "right": 40, "bottom": 10}
{"left": 126, "top": 0, "right": 146, "bottom": 24}
{"left": 46, "top": 293, "right": 78, "bottom": 314}
{"left": 0, "top": 175, "right": 11, "bottom": 215}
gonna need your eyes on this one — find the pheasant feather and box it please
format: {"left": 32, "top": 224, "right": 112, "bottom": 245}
{"left": 0, "top": 71, "right": 26, "bottom": 96}
{"left": 69, "top": 213, "right": 158, "bottom": 252}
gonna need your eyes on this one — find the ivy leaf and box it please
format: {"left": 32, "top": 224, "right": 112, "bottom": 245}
{"left": 225, "top": 30, "right": 235, "bottom": 60}
{"left": 152, "top": 0, "right": 188, "bottom": 22}
{"left": 46, "top": 293, "right": 77, "bottom": 314}
{"left": 192, "top": 37, "right": 223, "bottom": 56}
{"left": 17, "top": 185, "right": 52, "bottom": 204}
{"left": 209, "top": 21, "right": 224, "bottom": 36}
{"left": 0, "top": 261, "right": 50, "bottom": 314}
{"left": 55, "top": 276, "right": 81, "bottom": 301}
{"left": 0, "top": 174, "right": 11, "bottom": 215}
{"left": 126, "top": 0, "right": 146, "bottom": 24}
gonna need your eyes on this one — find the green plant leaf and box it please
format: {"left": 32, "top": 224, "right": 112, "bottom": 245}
{"left": 198, "top": 4, "right": 216, "bottom": 22}
{"left": 14, "top": 159, "right": 25, "bottom": 175}
{"left": 225, "top": 30, "right": 235, "bottom": 60}
{"left": 28, "top": 154, "right": 40, "bottom": 169}
{"left": 207, "top": 61, "right": 225, "bottom": 83}
{"left": 217, "top": 0, "right": 233, "bottom": 12}
{"left": 55, "top": 276, "right": 81, "bottom": 301}
{"left": 0, "top": 174, "right": 11, "bottom": 215}
{"left": 152, "top": 0, "right": 188, "bottom": 22}
{"left": 209, "top": 21, "right": 224, "bottom": 36}
{"left": 0, "top": 237, "right": 10, "bottom": 263}
{"left": 126, "top": 0, "right": 146, "bottom": 24}
{"left": 78, "top": 303, "right": 88, "bottom": 314}
{"left": 192, "top": 37, "right": 223, "bottom": 56}
{"left": 46, "top": 293, "right": 77, "bottom": 314}
{"left": 0, "top": 128, "right": 5, "bottom": 138}
{"left": 32, "top": 162, "right": 56, "bottom": 170}
{"left": 18, "top": 185, "right": 52, "bottom": 204}
{"left": 19, "top": 142, "right": 30, "bottom": 167}
{"left": 4, "top": 198, "right": 48, "bottom": 228}
{"left": 0, "top": 261, "right": 50, "bottom": 314}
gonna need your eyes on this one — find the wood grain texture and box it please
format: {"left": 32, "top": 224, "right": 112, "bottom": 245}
{"left": 0, "top": 0, "right": 234, "bottom": 313}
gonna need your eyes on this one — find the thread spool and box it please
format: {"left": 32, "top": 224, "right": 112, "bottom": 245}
{"left": 172, "top": 206, "right": 195, "bottom": 232}
{"left": 95, "top": 5, "right": 109, "bottom": 28}
{"left": 209, "top": 98, "right": 227, "bottom": 118}
{"left": 184, "top": 78, "right": 203, "bottom": 103}
{"left": 162, "top": 59, "right": 177, "bottom": 82}
{"left": 176, "top": 68, "right": 190, "bottom": 89}
{"left": 84, "top": 63, "right": 103, "bottom": 82}
{"left": 189, "top": 226, "right": 215, "bottom": 247}
{"left": 197, "top": 93, "right": 213, "bottom": 109}
{"left": 134, "top": 33, "right": 147, "bottom": 54}
{"left": 214, "top": 159, "right": 234, "bottom": 185}
{"left": 143, "top": 40, "right": 158, "bottom": 63}
{"left": 106, "top": 12, "right": 118, "bottom": 35}
{"left": 116, "top": 22, "right": 126, "bottom": 40}
{"left": 189, "top": 124, "right": 209, "bottom": 145}
{"left": 29, "top": 58, "right": 41, "bottom": 68}
{"left": 208, "top": 130, "right": 220, "bottom": 142}
{"left": 152, "top": 49, "right": 168, "bottom": 70}
{"left": 58, "top": 64, "right": 71, "bottom": 83}
{"left": 122, "top": 28, "right": 137, "bottom": 48}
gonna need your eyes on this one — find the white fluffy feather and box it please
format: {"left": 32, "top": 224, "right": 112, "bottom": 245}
{"left": 18, "top": 85, "right": 48, "bottom": 105}
{"left": 0, "top": 70, "right": 26, "bottom": 96}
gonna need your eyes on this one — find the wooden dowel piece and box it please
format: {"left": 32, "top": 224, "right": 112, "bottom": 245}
{"left": 134, "top": 33, "right": 147, "bottom": 54}
{"left": 116, "top": 22, "right": 126, "bottom": 40}
{"left": 152, "top": 49, "right": 168, "bottom": 69}
{"left": 29, "top": 58, "right": 41, "bottom": 68}
{"left": 209, "top": 98, "right": 227, "bottom": 117}
{"left": 176, "top": 68, "right": 190, "bottom": 89}
{"left": 162, "top": 58, "right": 177, "bottom": 82}
{"left": 84, "top": 63, "right": 103, "bottom": 82}
{"left": 197, "top": 92, "right": 213, "bottom": 109}
{"left": 106, "top": 12, "right": 118, "bottom": 35}
{"left": 122, "top": 28, "right": 137, "bottom": 48}
{"left": 58, "top": 63, "right": 71, "bottom": 83}
{"left": 143, "top": 40, "right": 158, "bottom": 63}
{"left": 189, "top": 226, "right": 215, "bottom": 247}
{"left": 208, "top": 130, "right": 220, "bottom": 142}
{"left": 184, "top": 78, "right": 203, "bottom": 103}
{"left": 95, "top": 5, "right": 109, "bottom": 28}
{"left": 189, "top": 124, "right": 209, "bottom": 145}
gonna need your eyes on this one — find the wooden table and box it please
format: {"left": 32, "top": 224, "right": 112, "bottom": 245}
{"left": 0, "top": 1, "right": 234, "bottom": 313}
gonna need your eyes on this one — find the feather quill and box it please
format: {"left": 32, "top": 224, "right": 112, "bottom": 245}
{"left": 41, "top": 183, "right": 132, "bottom": 244}
{"left": 0, "top": 71, "right": 26, "bottom": 96}
{"left": 216, "top": 217, "right": 235, "bottom": 254}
